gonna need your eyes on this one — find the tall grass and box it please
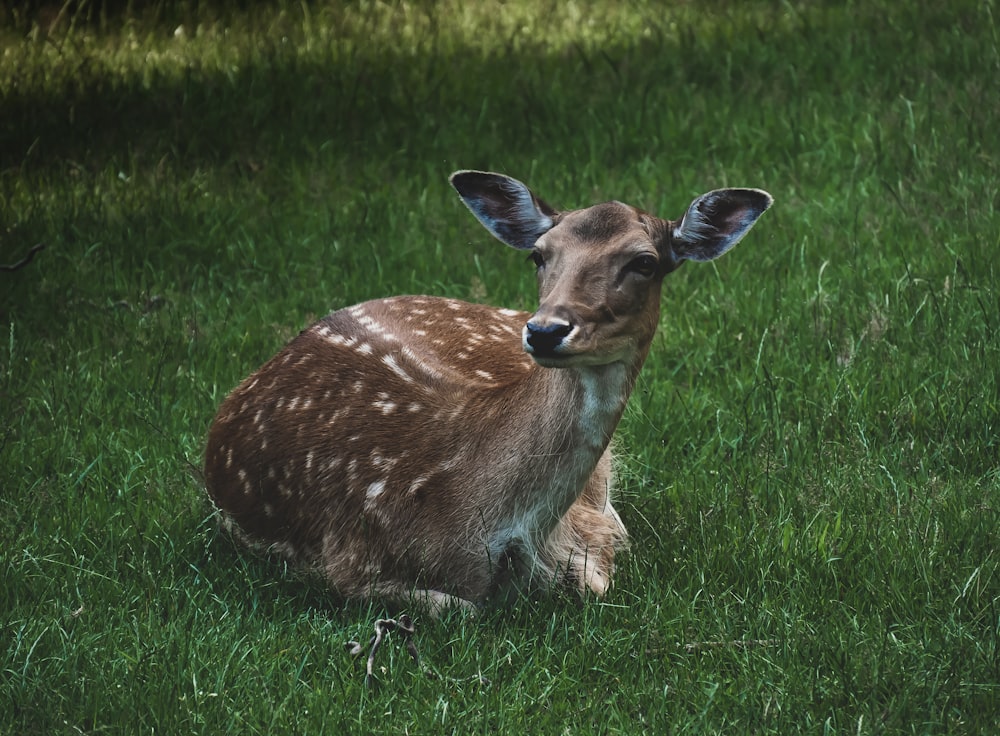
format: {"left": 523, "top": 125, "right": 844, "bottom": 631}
{"left": 2, "top": 1, "right": 997, "bottom": 733}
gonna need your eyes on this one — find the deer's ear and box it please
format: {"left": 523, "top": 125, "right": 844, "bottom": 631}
{"left": 450, "top": 171, "right": 559, "bottom": 250}
{"left": 669, "top": 188, "right": 773, "bottom": 263}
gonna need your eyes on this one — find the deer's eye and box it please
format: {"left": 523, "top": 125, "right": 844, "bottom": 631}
{"left": 626, "top": 254, "right": 658, "bottom": 278}
{"left": 529, "top": 251, "right": 545, "bottom": 269}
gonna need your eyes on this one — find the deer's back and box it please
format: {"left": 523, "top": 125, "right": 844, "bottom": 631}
{"left": 204, "top": 295, "right": 535, "bottom": 562}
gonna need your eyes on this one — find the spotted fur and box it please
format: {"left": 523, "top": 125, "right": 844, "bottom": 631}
{"left": 205, "top": 172, "right": 772, "bottom": 615}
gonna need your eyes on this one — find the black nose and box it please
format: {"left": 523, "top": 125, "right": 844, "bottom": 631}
{"left": 525, "top": 321, "right": 573, "bottom": 354}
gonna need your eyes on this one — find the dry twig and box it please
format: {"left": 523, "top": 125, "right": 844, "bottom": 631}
{"left": 0, "top": 243, "right": 45, "bottom": 272}
{"left": 346, "top": 615, "right": 427, "bottom": 687}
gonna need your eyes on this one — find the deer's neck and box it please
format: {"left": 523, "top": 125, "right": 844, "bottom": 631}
{"left": 534, "top": 350, "right": 649, "bottom": 457}
{"left": 561, "top": 361, "right": 634, "bottom": 453}
{"left": 480, "top": 356, "right": 641, "bottom": 539}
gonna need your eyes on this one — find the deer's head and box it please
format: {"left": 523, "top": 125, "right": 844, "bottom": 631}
{"left": 450, "top": 171, "right": 773, "bottom": 369}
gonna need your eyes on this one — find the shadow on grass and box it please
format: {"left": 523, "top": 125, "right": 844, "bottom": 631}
{"left": 5, "top": 0, "right": 956, "bottom": 182}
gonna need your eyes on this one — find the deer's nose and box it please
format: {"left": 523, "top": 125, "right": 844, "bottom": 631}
{"left": 524, "top": 320, "right": 573, "bottom": 355}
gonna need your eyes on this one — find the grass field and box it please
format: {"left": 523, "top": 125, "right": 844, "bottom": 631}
{"left": 2, "top": 0, "right": 998, "bottom": 733}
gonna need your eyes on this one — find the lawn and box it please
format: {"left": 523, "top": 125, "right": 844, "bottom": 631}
{"left": 2, "top": 0, "right": 998, "bottom": 733}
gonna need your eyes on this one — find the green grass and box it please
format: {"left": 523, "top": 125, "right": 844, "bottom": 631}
{"left": 2, "top": 0, "right": 998, "bottom": 732}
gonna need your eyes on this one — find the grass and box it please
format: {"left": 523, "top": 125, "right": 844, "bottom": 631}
{"left": 2, "top": 0, "right": 998, "bottom": 732}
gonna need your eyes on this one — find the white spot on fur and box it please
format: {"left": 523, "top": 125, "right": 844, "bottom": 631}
{"left": 475, "top": 369, "right": 494, "bottom": 380}
{"left": 356, "top": 314, "right": 397, "bottom": 343}
{"left": 400, "top": 347, "right": 443, "bottom": 380}
{"left": 382, "top": 354, "right": 413, "bottom": 383}
{"left": 322, "top": 331, "right": 358, "bottom": 349}
{"left": 371, "top": 452, "right": 398, "bottom": 471}
{"left": 407, "top": 476, "right": 429, "bottom": 496}
{"left": 365, "top": 480, "right": 386, "bottom": 509}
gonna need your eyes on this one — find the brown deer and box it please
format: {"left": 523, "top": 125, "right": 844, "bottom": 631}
{"left": 205, "top": 171, "right": 772, "bottom": 615}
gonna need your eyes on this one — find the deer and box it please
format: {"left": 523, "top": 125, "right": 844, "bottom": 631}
{"left": 204, "top": 171, "right": 772, "bottom": 616}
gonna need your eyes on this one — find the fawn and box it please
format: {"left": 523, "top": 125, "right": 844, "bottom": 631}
{"left": 205, "top": 171, "right": 772, "bottom": 614}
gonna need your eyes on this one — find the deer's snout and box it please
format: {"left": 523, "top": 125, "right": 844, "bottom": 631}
{"left": 524, "top": 319, "right": 574, "bottom": 356}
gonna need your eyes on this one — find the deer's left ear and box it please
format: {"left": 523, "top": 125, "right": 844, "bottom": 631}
{"left": 450, "top": 171, "right": 560, "bottom": 250}
{"left": 669, "top": 188, "right": 773, "bottom": 263}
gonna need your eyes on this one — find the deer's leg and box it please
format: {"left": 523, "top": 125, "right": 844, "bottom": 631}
{"left": 318, "top": 536, "right": 478, "bottom": 617}
{"left": 542, "top": 447, "right": 628, "bottom": 597}
{"left": 370, "top": 583, "right": 478, "bottom": 618}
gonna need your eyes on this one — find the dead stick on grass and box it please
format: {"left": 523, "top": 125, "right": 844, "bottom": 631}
{"left": 346, "top": 614, "right": 429, "bottom": 687}
{"left": 0, "top": 243, "right": 45, "bottom": 272}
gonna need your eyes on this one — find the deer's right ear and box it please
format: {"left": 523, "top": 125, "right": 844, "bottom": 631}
{"left": 450, "top": 171, "right": 559, "bottom": 250}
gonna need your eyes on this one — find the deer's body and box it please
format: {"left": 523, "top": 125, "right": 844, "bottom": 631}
{"left": 205, "top": 172, "right": 772, "bottom": 613}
